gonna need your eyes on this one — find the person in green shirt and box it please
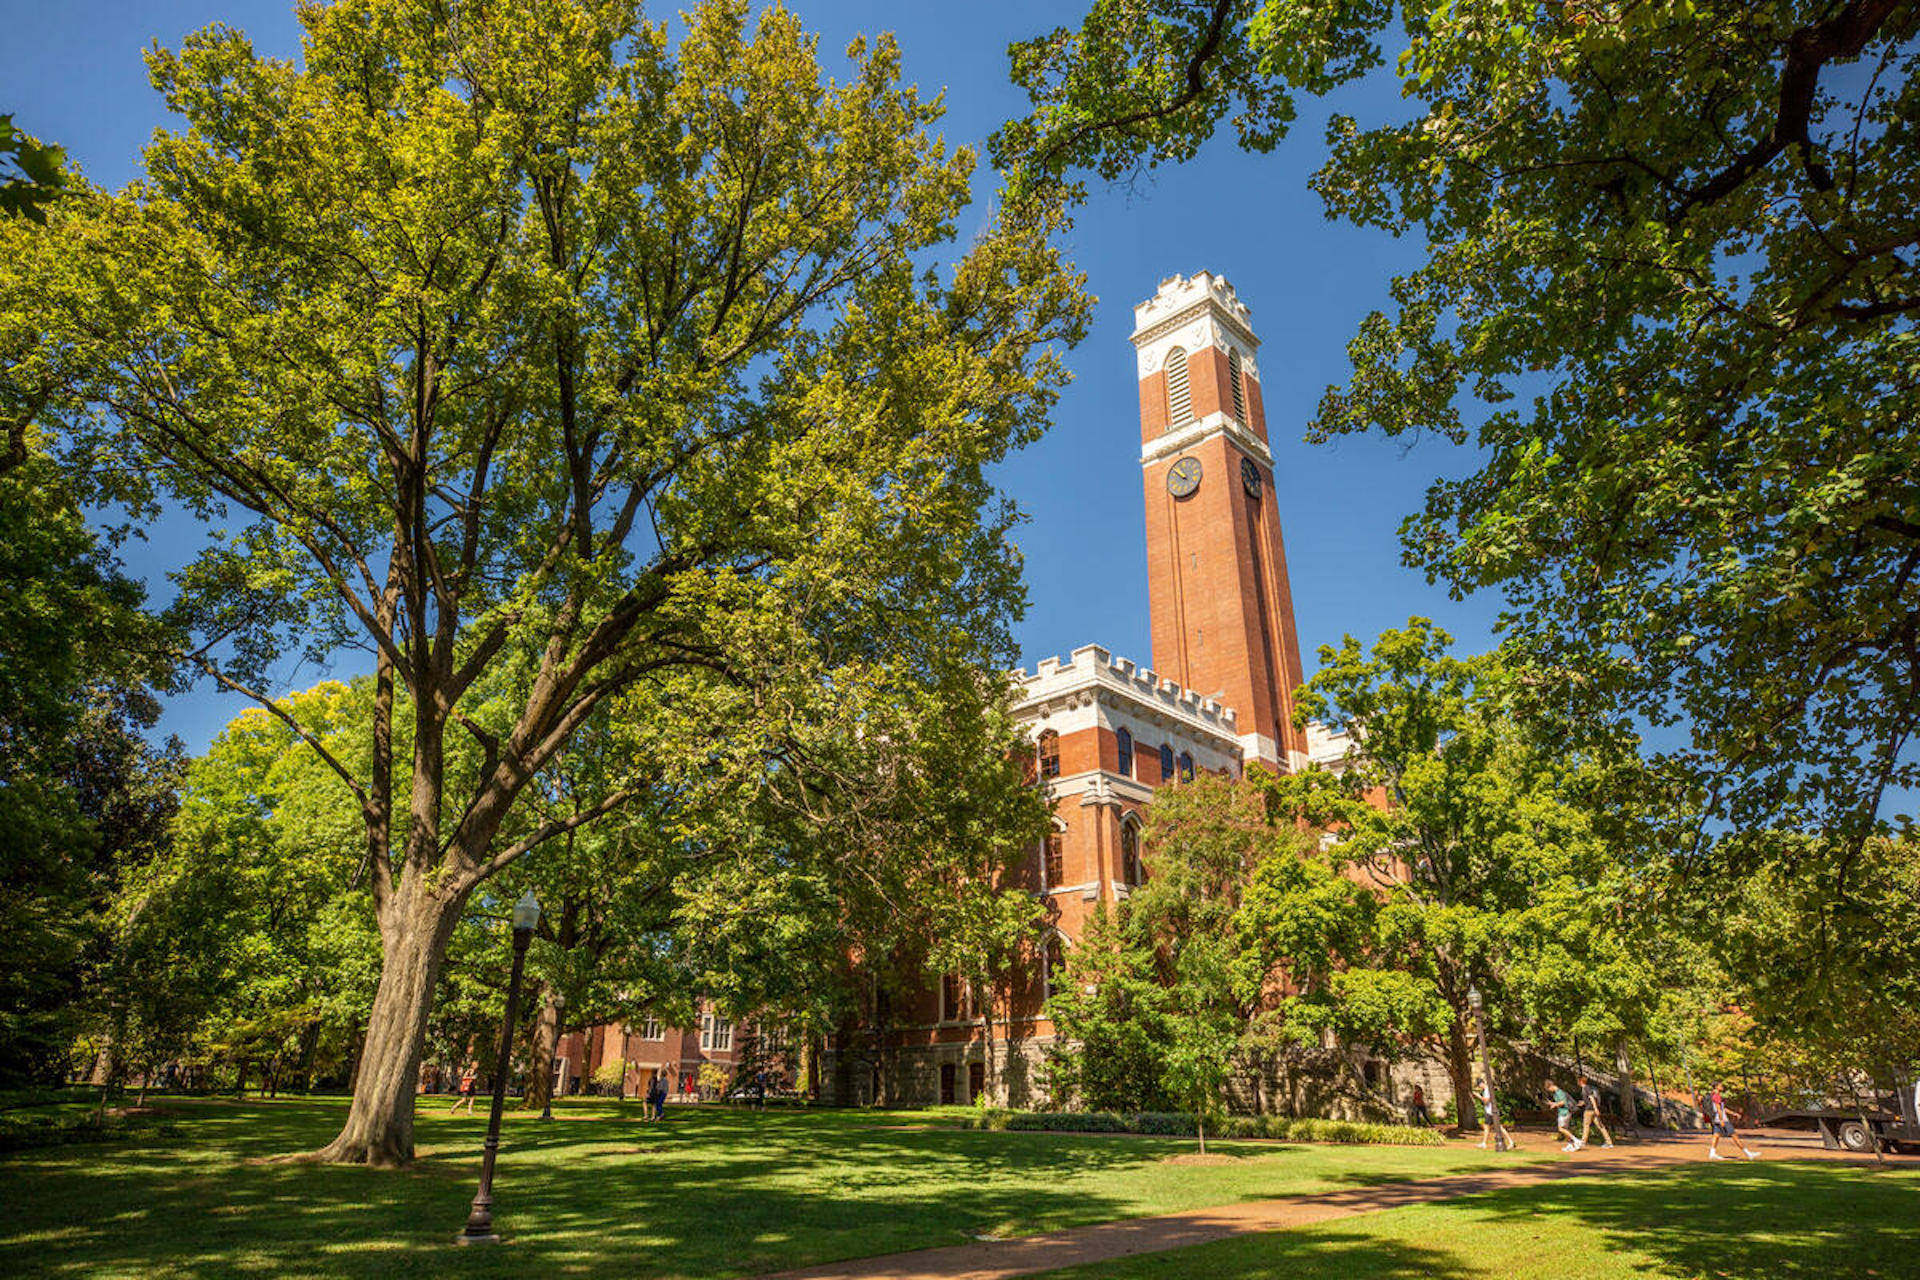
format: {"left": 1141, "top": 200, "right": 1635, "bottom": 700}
{"left": 1554, "top": 1083, "right": 1584, "bottom": 1152}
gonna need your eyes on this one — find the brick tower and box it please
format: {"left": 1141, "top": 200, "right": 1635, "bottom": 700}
{"left": 1131, "top": 272, "right": 1309, "bottom": 771}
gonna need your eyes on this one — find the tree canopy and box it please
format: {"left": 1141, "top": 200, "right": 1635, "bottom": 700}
{"left": 7, "top": 0, "right": 1086, "bottom": 1163}
{"left": 1000, "top": 0, "right": 1920, "bottom": 844}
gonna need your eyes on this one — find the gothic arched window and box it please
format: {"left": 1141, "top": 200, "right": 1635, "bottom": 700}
{"left": 1038, "top": 729, "right": 1061, "bottom": 779}
{"left": 1043, "top": 831, "right": 1065, "bottom": 890}
{"left": 1115, "top": 726, "right": 1133, "bottom": 778}
{"left": 1178, "top": 751, "right": 1195, "bottom": 783}
{"left": 1121, "top": 820, "right": 1142, "bottom": 886}
{"left": 1159, "top": 742, "right": 1175, "bottom": 783}
{"left": 1164, "top": 346, "right": 1192, "bottom": 430}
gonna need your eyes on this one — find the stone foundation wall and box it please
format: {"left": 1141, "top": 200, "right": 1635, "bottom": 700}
{"left": 822, "top": 1037, "right": 1056, "bottom": 1109}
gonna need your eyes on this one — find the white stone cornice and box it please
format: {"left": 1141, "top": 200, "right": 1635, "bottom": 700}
{"left": 1130, "top": 299, "right": 1259, "bottom": 355}
{"left": 1141, "top": 412, "right": 1274, "bottom": 468}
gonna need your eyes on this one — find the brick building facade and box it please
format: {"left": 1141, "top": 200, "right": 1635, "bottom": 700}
{"left": 559, "top": 271, "right": 1418, "bottom": 1113}
{"left": 822, "top": 271, "right": 1392, "bottom": 1108}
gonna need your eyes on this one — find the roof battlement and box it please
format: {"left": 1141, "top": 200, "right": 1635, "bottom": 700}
{"left": 1015, "top": 643, "right": 1238, "bottom": 741}
{"left": 1130, "top": 270, "right": 1256, "bottom": 346}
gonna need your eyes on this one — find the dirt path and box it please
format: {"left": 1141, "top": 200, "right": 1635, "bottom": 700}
{"left": 756, "top": 1135, "right": 1908, "bottom": 1280}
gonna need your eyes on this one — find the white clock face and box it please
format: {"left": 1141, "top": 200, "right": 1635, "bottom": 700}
{"left": 1167, "top": 456, "right": 1202, "bottom": 498}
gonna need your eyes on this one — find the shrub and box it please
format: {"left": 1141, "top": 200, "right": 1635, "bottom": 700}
{"left": 942, "top": 1107, "right": 1443, "bottom": 1146}
{"left": 1006, "top": 1110, "right": 1129, "bottom": 1133}
{"left": 1132, "top": 1111, "right": 1198, "bottom": 1136}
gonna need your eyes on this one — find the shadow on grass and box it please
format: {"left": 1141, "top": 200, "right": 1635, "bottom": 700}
{"left": 1040, "top": 1225, "right": 1481, "bottom": 1280}
{"left": 0, "top": 1098, "right": 1186, "bottom": 1279}
{"left": 1458, "top": 1161, "right": 1920, "bottom": 1280}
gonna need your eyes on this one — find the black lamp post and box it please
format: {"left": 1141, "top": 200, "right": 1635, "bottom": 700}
{"left": 458, "top": 890, "right": 540, "bottom": 1247}
{"left": 1467, "top": 983, "right": 1509, "bottom": 1152}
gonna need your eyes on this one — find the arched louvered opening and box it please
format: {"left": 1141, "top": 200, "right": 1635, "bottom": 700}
{"left": 1164, "top": 346, "right": 1192, "bottom": 430}
{"left": 1227, "top": 347, "right": 1247, "bottom": 421}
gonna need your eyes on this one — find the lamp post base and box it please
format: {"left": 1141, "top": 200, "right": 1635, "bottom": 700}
{"left": 455, "top": 1232, "right": 500, "bottom": 1247}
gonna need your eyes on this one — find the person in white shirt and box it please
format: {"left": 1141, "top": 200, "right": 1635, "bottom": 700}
{"left": 1706, "top": 1083, "right": 1757, "bottom": 1160}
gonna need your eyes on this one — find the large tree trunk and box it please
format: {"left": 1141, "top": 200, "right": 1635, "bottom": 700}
{"left": 1445, "top": 1017, "right": 1476, "bottom": 1133}
{"left": 1615, "top": 1041, "right": 1638, "bottom": 1134}
{"left": 523, "top": 987, "right": 563, "bottom": 1112}
{"left": 316, "top": 884, "right": 464, "bottom": 1166}
{"left": 981, "top": 982, "right": 998, "bottom": 1105}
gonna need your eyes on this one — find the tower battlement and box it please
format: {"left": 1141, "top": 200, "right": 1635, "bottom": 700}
{"left": 1014, "top": 644, "right": 1239, "bottom": 743}
{"left": 1130, "top": 270, "right": 1256, "bottom": 345}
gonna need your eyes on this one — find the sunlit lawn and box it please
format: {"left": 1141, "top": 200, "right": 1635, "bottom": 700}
{"left": 1034, "top": 1159, "right": 1920, "bottom": 1280}
{"left": 0, "top": 1095, "right": 1536, "bottom": 1278}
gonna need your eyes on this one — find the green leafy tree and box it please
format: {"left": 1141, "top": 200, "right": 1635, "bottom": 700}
{"left": 1000, "top": 0, "right": 1920, "bottom": 846}
{"left": 677, "top": 660, "right": 1050, "bottom": 1103}
{"left": 102, "top": 682, "right": 381, "bottom": 1095}
{"left": 12, "top": 0, "right": 1084, "bottom": 1164}
{"left": 1043, "top": 902, "right": 1173, "bottom": 1112}
{"left": 0, "top": 433, "right": 175, "bottom": 1085}
{"left": 1161, "top": 931, "right": 1239, "bottom": 1151}
{"left": 1713, "top": 831, "right": 1920, "bottom": 1154}
{"left": 1254, "top": 620, "right": 1654, "bottom": 1126}
{"left": 0, "top": 114, "right": 64, "bottom": 227}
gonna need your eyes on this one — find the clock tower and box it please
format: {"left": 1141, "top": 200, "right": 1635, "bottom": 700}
{"left": 1132, "top": 272, "right": 1308, "bottom": 771}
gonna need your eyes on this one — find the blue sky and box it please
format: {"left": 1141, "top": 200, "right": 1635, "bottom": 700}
{"left": 2, "top": 0, "right": 1495, "bottom": 755}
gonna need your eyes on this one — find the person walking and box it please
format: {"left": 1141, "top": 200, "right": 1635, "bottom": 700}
{"left": 1706, "top": 1083, "right": 1759, "bottom": 1160}
{"left": 1408, "top": 1083, "right": 1432, "bottom": 1127}
{"left": 1476, "top": 1077, "right": 1510, "bottom": 1150}
{"left": 1554, "top": 1082, "right": 1585, "bottom": 1152}
{"left": 1578, "top": 1073, "right": 1615, "bottom": 1148}
{"left": 451, "top": 1063, "right": 478, "bottom": 1116}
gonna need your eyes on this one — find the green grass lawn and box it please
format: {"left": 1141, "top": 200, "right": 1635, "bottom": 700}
{"left": 0, "top": 1095, "right": 1534, "bottom": 1278}
{"left": 1033, "top": 1160, "right": 1920, "bottom": 1280}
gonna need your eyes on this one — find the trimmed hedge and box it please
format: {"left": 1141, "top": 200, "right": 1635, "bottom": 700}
{"left": 953, "top": 1108, "right": 1442, "bottom": 1146}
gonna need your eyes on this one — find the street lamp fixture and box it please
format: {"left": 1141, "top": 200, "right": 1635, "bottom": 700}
{"left": 458, "top": 890, "right": 541, "bottom": 1246}
{"left": 1466, "top": 982, "right": 1509, "bottom": 1152}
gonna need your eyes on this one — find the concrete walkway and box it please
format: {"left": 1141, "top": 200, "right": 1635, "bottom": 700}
{"left": 757, "top": 1134, "right": 1907, "bottom": 1280}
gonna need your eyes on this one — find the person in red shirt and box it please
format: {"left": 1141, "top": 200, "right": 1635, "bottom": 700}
{"left": 451, "top": 1064, "right": 478, "bottom": 1116}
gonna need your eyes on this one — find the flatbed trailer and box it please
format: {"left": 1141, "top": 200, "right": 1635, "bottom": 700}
{"left": 1758, "top": 1077, "right": 1920, "bottom": 1153}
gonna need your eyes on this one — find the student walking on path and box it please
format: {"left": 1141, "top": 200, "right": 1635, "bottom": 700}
{"left": 1706, "top": 1083, "right": 1759, "bottom": 1160}
{"left": 1476, "top": 1078, "right": 1510, "bottom": 1150}
{"left": 1554, "top": 1082, "right": 1585, "bottom": 1152}
{"left": 1578, "top": 1073, "right": 1614, "bottom": 1148}
{"left": 1407, "top": 1084, "right": 1432, "bottom": 1127}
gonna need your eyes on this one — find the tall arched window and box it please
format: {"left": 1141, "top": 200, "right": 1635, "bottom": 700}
{"left": 1159, "top": 742, "right": 1175, "bottom": 783}
{"left": 1227, "top": 347, "right": 1247, "bottom": 421}
{"left": 1163, "top": 346, "right": 1192, "bottom": 430}
{"left": 1178, "top": 751, "right": 1195, "bottom": 783}
{"left": 1120, "top": 820, "right": 1142, "bottom": 886}
{"left": 1115, "top": 726, "right": 1133, "bottom": 778}
{"left": 1043, "top": 935, "right": 1067, "bottom": 1001}
{"left": 1043, "top": 831, "right": 1065, "bottom": 890}
{"left": 1038, "top": 729, "right": 1061, "bottom": 779}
